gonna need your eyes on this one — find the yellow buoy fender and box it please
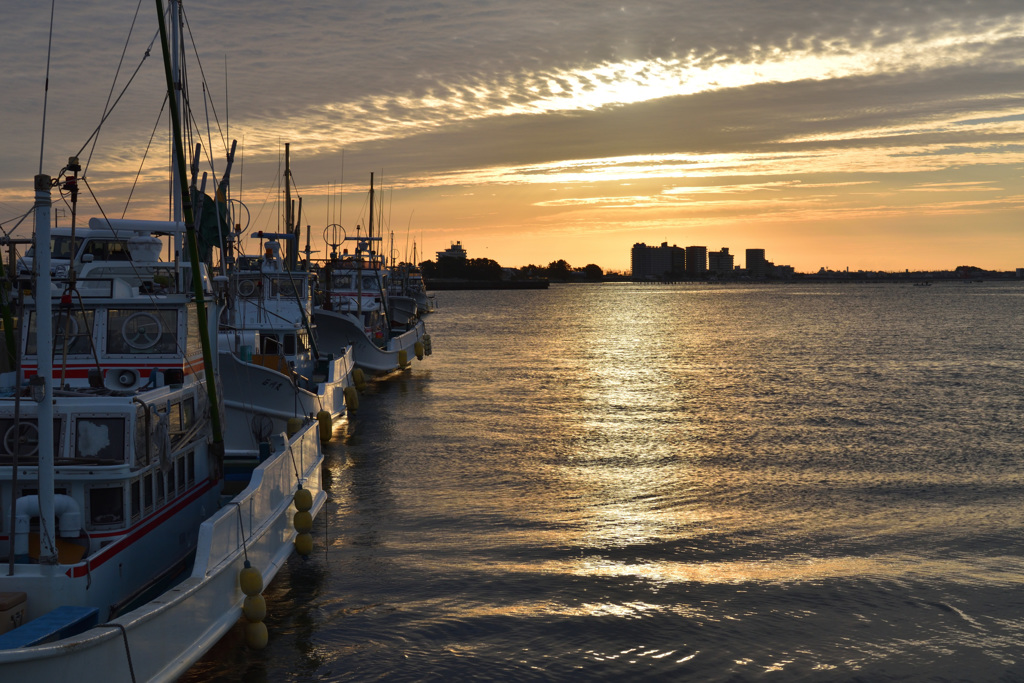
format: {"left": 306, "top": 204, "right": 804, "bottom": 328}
{"left": 294, "top": 487, "right": 313, "bottom": 512}
{"left": 317, "top": 409, "right": 332, "bottom": 442}
{"left": 239, "top": 562, "right": 263, "bottom": 597}
{"left": 245, "top": 620, "right": 269, "bottom": 649}
{"left": 286, "top": 417, "right": 303, "bottom": 437}
{"left": 295, "top": 532, "right": 314, "bottom": 556}
{"left": 353, "top": 367, "right": 366, "bottom": 391}
{"left": 344, "top": 385, "right": 360, "bottom": 412}
{"left": 294, "top": 509, "right": 314, "bottom": 533}
{"left": 243, "top": 594, "right": 267, "bottom": 623}
{"left": 398, "top": 349, "right": 408, "bottom": 368}
{"left": 414, "top": 341, "right": 425, "bottom": 360}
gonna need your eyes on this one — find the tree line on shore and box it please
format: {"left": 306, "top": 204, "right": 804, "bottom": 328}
{"left": 419, "top": 257, "right": 605, "bottom": 282}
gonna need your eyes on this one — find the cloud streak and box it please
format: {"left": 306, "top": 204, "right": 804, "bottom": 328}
{"left": 1, "top": 1, "right": 1022, "bottom": 271}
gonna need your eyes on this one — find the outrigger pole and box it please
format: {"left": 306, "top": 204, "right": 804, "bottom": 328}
{"left": 155, "top": 0, "right": 224, "bottom": 455}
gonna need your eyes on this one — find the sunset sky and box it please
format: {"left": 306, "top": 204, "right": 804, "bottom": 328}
{"left": 1, "top": 1, "right": 1022, "bottom": 273}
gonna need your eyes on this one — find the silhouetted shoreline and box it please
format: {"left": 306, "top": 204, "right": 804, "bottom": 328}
{"left": 425, "top": 278, "right": 550, "bottom": 290}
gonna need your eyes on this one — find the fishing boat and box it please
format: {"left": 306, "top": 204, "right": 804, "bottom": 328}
{"left": 0, "top": 2, "right": 325, "bottom": 679}
{"left": 390, "top": 262, "right": 436, "bottom": 316}
{"left": 218, "top": 147, "right": 356, "bottom": 465}
{"left": 313, "top": 174, "right": 431, "bottom": 375}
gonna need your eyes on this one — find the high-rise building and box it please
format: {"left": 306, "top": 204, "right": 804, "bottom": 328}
{"left": 685, "top": 246, "right": 708, "bottom": 275}
{"left": 631, "top": 242, "right": 685, "bottom": 279}
{"left": 746, "top": 248, "right": 768, "bottom": 277}
{"left": 708, "top": 247, "right": 734, "bottom": 275}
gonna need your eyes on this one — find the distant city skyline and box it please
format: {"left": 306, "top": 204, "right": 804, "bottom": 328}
{"left": 437, "top": 238, "right": 1017, "bottom": 276}
{"left": 1, "top": 2, "right": 1022, "bottom": 273}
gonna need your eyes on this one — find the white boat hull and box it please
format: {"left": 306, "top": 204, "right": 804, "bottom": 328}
{"left": 387, "top": 295, "right": 418, "bottom": 325}
{"left": 218, "top": 347, "right": 354, "bottom": 455}
{"left": 312, "top": 308, "right": 425, "bottom": 374}
{"left": 0, "top": 423, "right": 325, "bottom": 682}
{"left": 0, "top": 478, "right": 220, "bottom": 622}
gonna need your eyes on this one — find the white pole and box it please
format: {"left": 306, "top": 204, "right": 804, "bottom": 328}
{"left": 33, "top": 173, "right": 56, "bottom": 564}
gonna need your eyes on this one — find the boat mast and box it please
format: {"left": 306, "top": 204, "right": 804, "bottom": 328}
{"left": 284, "top": 143, "right": 293, "bottom": 269}
{"left": 359, "top": 173, "right": 375, "bottom": 320}
{"left": 33, "top": 173, "right": 57, "bottom": 565}
{"left": 368, "top": 171, "right": 376, "bottom": 242}
{"left": 155, "top": 0, "right": 224, "bottom": 456}
{"left": 170, "top": 0, "right": 183, "bottom": 259}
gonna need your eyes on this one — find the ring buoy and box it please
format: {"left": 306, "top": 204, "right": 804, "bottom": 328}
{"left": 122, "top": 312, "right": 163, "bottom": 350}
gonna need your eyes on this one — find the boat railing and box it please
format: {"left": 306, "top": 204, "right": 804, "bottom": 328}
{"left": 191, "top": 423, "right": 321, "bottom": 578}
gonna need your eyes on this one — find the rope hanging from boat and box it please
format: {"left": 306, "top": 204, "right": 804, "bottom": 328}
{"left": 234, "top": 503, "right": 250, "bottom": 564}
{"left": 286, "top": 438, "right": 301, "bottom": 483}
{"left": 101, "top": 623, "right": 139, "bottom": 683}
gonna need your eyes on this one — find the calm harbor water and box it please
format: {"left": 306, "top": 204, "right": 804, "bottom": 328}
{"left": 185, "top": 281, "right": 1024, "bottom": 681}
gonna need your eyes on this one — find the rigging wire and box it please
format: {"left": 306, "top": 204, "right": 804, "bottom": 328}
{"left": 123, "top": 94, "right": 170, "bottom": 218}
{"left": 0, "top": 210, "right": 34, "bottom": 240}
{"left": 181, "top": 8, "right": 228, "bottom": 158}
{"left": 83, "top": 0, "right": 148, "bottom": 177}
{"left": 75, "top": 34, "right": 159, "bottom": 169}
{"left": 39, "top": 0, "right": 56, "bottom": 174}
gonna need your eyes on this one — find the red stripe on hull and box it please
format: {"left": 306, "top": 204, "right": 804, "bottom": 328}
{"left": 65, "top": 479, "right": 218, "bottom": 578}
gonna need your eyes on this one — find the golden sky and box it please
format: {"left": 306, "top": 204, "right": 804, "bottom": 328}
{"left": 1, "top": 1, "right": 1022, "bottom": 273}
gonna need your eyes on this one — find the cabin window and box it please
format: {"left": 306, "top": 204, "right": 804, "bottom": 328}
{"left": 176, "top": 457, "right": 185, "bottom": 494}
{"left": 131, "top": 480, "right": 141, "bottom": 521}
{"left": 284, "top": 334, "right": 296, "bottom": 355}
{"left": 272, "top": 278, "right": 297, "bottom": 297}
{"left": 169, "top": 402, "right": 182, "bottom": 439}
{"left": 25, "top": 235, "right": 85, "bottom": 260}
{"left": 135, "top": 411, "right": 149, "bottom": 467}
{"left": 82, "top": 239, "right": 131, "bottom": 261}
{"left": 331, "top": 273, "right": 352, "bottom": 289}
{"left": 186, "top": 304, "right": 201, "bottom": 356}
{"left": 187, "top": 451, "right": 195, "bottom": 486}
{"left": 156, "top": 471, "right": 166, "bottom": 506}
{"left": 106, "top": 309, "right": 177, "bottom": 355}
{"left": 261, "top": 335, "right": 280, "bottom": 354}
{"left": 88, "top": 486, "right": 125, "bottom": 527}
{"left": 182, "top": 397, "right": 195, "bottom": 430}
{"left": 74, "top": 417, "right": 125, "bottom": 462}
{"left": 143, "top": 473, "right": 153, "bottom": 515}
{"left": 25, "top": 310, "right": 95, "bottom": 356}
{"left": 0, "top": 418, "right": 62, "bottom": 462}
{"left": 362, "top": 275, "right": 378, "bottom": 290}
{"left": 167, "top": 399, "right": 194, "bottom": 448}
